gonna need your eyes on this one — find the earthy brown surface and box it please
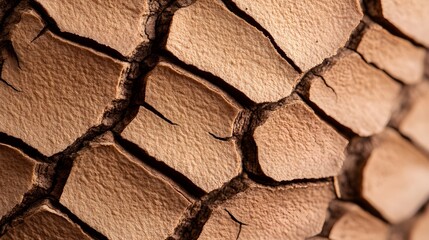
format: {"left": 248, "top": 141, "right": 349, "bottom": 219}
{"left": 410, "top": 206, "right": 429, "bottom": 240}
{"left": 301, "top": 49, "right": 401, "bottom": 136}
{"left": 199, "top": 182, "right": 335, "bottom": 240}
{"left": 0, "top": 0, "right": 428, "bottom": 239}
{"left": 0, "top": 144, "right": 36, "bottom": 219}
{"left": 362, "top": 129, "right": 429, "bottom": 223}
{"left": 35, "top": 0, "right": 150, "bottom": 57}
{"left": 377, "top": 0, "right": 429, "bottom": 47}
{"left": 328, "top": 201, "right": 389, "bottom": 240}
{"left": 60, "top": 133, "right": 191, "bottom": 240}
{"left": 122, "top": 61, "right": 241, "bottom": 192}
{"left": 232, "top": 0, "right": 362, "bottom": 70}
{"left": 1, "top": 202, "right": 91, "bottom": 240}
{"left": 254, "top": 95, "right": 347, "bottom": 181}
{"left": 356, "top": 22, "right": 426, "bottom": 84}
{"left": 0, "top": 9, "right": 128, "bottom": 156}
{"left": 399, "top": 83, "right": 429, "bottom": 152}
{"left": 166, "top": 0, "right": 300, "bottom": 103}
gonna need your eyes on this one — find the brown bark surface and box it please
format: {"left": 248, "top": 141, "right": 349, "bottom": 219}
{"left": 0, "top": 0, "right": 428, "bottom": 239}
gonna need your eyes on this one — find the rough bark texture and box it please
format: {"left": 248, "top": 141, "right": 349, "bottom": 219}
{"left": 0, "top": 0, "right": 428, "bottom": 239}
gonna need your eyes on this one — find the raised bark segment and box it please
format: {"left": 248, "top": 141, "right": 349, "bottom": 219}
{"left": 2, "top": 202, "right": 91, "bottom": 240}
{"left": 231, "top": 0, "right": 363, "bottom": 71}
{"left": 199, "top": 182, "right": 335, "bottom": 240}
{"left": 60, "top": 133, "right": 191, "bottom": 240}
{"left": 35, "top": 0, "right": 150, "bottom": 57}
{"left": 166, "top": 0, "right": 300, "bottom": 103}
{"left": 300, "top": 49, "right": 401, "bottom": 136}
{"left": 0, "top": 144, "right": 37, "bottom": 219}
{"left": 254, "top": 95, "right": 348, "bottom": 181}
{"left": 0, "top": 10, "right": 129, "bottom": 156}
{"left": 356, "top": 22, "right": 426, "bottom": 84}
{"left": 122, "top": 62, "right": 241, "bottom": 192}
{"left": 374, "top": 0, "right": 429, "bottom": 47}
{"left": 410, "top": 206, "right": 429, "bottom": 240}
{"left": 399, "top": 83, "right": 429, "bottom": 152}
{"left": 328, "top": 201, "right": 389, "bottom": 240}
{"left": 362, "top": 129, "right": 429, "bottom": 223}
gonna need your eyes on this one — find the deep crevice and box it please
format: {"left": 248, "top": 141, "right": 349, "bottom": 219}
{"left": 0, "top": 132, "right": 47, "bottom": 162}
{"left": 142, "top": 102, "right": 178, "bottom": 125}
{"left": 363, "top": 0, "right": 427, "bottom": 49}
{"left": 345, "top": 20, "right": 368, "bottom": 50}
{"left": 49, "top": 199, "right": 109, "bottom": 240}
{"left": 296, "top": 91, "right": 356, "bottom": 140}
{"left": 249, "top": 174, "right": 333, "bottom": 188}
{"left": 160, "top": 49, "right": 255, "bottom": 109}
{"left": 29, "top": 0, "right": 128, "bottom": 62}
{"left": 347, "top": 47, "right": 406, "bottom": 86}
{"left": 220, "top": 0, "right": 302, "bottom": 73}
{"left": 0, "top": 0, "right": 21, "bottom": 30}
{"left": 0, "top": 187, "right": 48, "bottom": 235}
{"left": 167, "top": 175, "right": 249, "bottom": 240}
{"left": 114, "top": 134, "right": 206, "bottom": 199}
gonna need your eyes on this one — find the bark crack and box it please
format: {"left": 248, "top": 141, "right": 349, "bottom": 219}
{"left": 208, "top": 132, "right": 232, "bottom": 141}
{"left": 220, "top": 0, "right": 302, "bottom": 73}
{"left": 142, "top": 102, "right": 178, "bottom": 126}
{"left": 224, "top": 208, "right": 248, "bottom": 240}
{"left": 348, "top": 47, "right": 405, "bottom": 85}
{"left": 313, "top": 73, "right": 338, "bottom": 98}
{"left": 29, "top": 0, "right": 129, "bottom": 62}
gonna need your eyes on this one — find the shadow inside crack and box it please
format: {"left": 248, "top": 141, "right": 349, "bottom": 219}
{"left": 114, "top": 133, "right": 206, "bottom": 199}
{"left": 142, "top": 102, "right": 178, "bottom": 126}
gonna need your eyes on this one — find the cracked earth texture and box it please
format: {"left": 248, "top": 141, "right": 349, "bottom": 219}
{"left": 0, "top": 0, "right": 428, "bottom": 239}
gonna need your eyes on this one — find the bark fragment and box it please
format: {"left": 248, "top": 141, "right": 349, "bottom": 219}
{"left": 253, "top": 95, "right": 348, "bottom": 181}
{"left": 356, "top": 21, "right": 426, "bottom": 84}
{"left": 230, "top": 0, "right": 363, "bottom": 70}
{"left": 198, "top": 181, "right": 335, "bottom": 240}
{"left": 121, "top": 61, "right": 242, "bottom": 192}
{"left": 1, "top": 201, "right": 92, "bottom": 240}
{"left": 298, "top": 49, "right": 401, "bottom": 137}
{"left": 0, "top": 9, "right": 129, "bottom": 156}
{"left": 165, "top": 0, "right": 300, "bottom": 103}
{"left": 59, "top": 132, "right": 192, "bottom": 240}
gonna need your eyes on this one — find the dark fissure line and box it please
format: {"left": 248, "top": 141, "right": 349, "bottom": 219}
{"left": 1, "top": 41, "right": 22, "bottom": 70}
{"left": 114, "top": 134, "right": 206, "bottom": 199}
{"left": 312, "top": 73, "right": 337, "bottom": 97}
{"left": 160, "top": 49, "right": 255, "bottom": 109}
{"left": 362, "top": 0, "right": 427, "bottom": 49}
{"left": 0, "top": 77, "right": 21, "bottom": 92}
{"left": 29, "top": 1, "right": 128, "bottom": 62}
{"left": 208, "top": 132, "right": 232, "bottom": 141}
{"left": 224, "top": 209, "right": 248, "bottom": 240}
{"left": 296, "top": 92, "right": 356, "bottom": 140}
{"left": 0, "top": 0, "right": 21, "bottom": 29}
{"left": 142, "top": 102, "right": 178, "bottom": 125}
{"left": 49, "top": 199, "right": 109, "bottom": 240}
{"left": 347, "top": 48, "right": 405, "bottom": 86}
{"left": 30, "top": 25, "right": 48, "bottom": 43}
{"left": 0, "top": 132, "right": 47, "bottom": 161}
{"left": 221, "top": 0, "right": 302, "bottom": 73}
